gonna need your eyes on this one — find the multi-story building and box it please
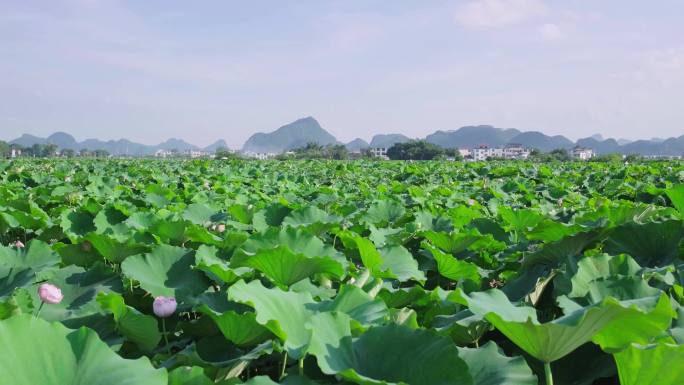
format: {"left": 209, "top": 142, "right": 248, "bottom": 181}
{"left": 502, "top": 143, "right": 531, "bottom": 159}
{"left": 571, "top": 147, "right": 595, "bottom": 160}
{"left": 471, "top": 145, "right": 504, "bottom": 161}
{"left": 370, "top": 147, "right": 389, "bottom": 160}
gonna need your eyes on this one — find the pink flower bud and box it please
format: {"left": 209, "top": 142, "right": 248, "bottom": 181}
{"left": 153, "top": 296, "right": 177, "bottom": 318}
{"left": 217, "top": 224, "right": 226, "bottom": 233}
{"left": 38, "top": 283, "right": 64, "bottom": 304}
{"left": 14, "top": 240, "right": 25, "bottom": 248}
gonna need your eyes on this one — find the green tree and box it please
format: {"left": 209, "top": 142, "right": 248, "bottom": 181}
{"left": 94, "top": 149, "right": 110, "bottom": 158}
{"left": 215, "top": 147, "right": 240, "bottom": 159}
{"left": 386, "top": 140, "right": 445, "bottom": 160}
{"left": 62, "top": 149, "right": 75, "bottom": 157}
{"left": 0, "top": 140, "right": 9, "bottom": 157}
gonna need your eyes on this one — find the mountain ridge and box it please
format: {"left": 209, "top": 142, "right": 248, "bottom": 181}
{"left": 6, "top": 117, "right": 684, "bottom": 156}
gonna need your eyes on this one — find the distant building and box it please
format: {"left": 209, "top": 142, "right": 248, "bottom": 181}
{"left": 10, "top": 148, "right": 21, "bottom": 158}
{"left": 503, "top": 143, "right": 531, "bottom": 159}
{"left": 183, "top": 149, "right": 210, "bottom": 158}
{"left": 154, "top": 149, "right": 175, "bottom": 158}
{"left": 457, "top": 148, "right": 471, "bottom": 159}
{"left": 242, "top": 151, "right": 277, "bottom": 160}
{"left": 370, "top": 147, "right": 389, "bottom": 160}
{"left": 472, "top": 145, "right": 504, "bottom": 161}
{"left": 571, "top": 146, "right": 595, "bottom": 160}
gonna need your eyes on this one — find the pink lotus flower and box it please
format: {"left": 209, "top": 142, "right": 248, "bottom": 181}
{"left": 217, "top": 224, "right": 226, "bottom": 233}
{"left": 14, "top": 240, "right": 25, "bottom": 248}
{"left": 153, "top": 296, "right": 177, "bottom": 318}
{"left": 38, "top": 283, "right": 64, "bottom": 304}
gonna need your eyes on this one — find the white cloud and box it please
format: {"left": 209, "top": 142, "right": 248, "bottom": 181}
{"left": 539, "top": 23, "right": 562, "bottom": 40}
{"left": 455, "top": 0, "right": 547, "bottom": 29}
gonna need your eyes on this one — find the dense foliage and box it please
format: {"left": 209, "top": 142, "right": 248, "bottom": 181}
{"left": 1, "top": 159, "right": 684, "bottom": 385}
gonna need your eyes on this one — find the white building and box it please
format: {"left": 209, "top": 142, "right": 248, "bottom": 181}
{"left": 370, "top": 147, "right": 389, "bottom": 160}
{"left": 571, "top": 147, "right": 595, "bottom": 160}
{"left": 502, "top": 143, "right": 531, "bottom": 160}
{"left": 457, "top": 148, "right": 471, "bottom": 159}
{"left": 242, "top": 151, "right": 277, "bottom": 160}
{"left": 472, "top": 145, "right": 504, "bottom": 161}
{"left": 10, "top": 148, "right": 21, "bottom": 158}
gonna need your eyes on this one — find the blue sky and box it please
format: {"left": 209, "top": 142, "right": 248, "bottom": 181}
{"left": 1, "top": 0, "right": 683, "bottom": 148}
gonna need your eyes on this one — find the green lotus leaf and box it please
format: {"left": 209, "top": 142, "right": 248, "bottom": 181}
{"left": 424, "top": 244, "right": 480, "bottom": 284}
{"left": 306, "top": 312, "right": 473, "bottom": 385}
{"left": 457, "top": 342, "right": 537, "bottom": 385}
{"left": 121, "top": 244, "right": 210, "bottom": 301}
{"left": 614, "top": 343, "right": 684, "bottom": 385}
{"left": 182, "top": 203, "right": 217, "bottom": 225}
{"left": 665, "top": 184, "right": 684, "bottom": 216}
{"left": 604, "top": 220, "right": 684, "bottom": 267}
{"left": 84, "top": 233, "right": 150, "bottom": 263}
{"left": 168, "top": 366, "right": 214, "bottom": 385}
{"left": 32, "top": 263, "right": 123, "bottom": 327}
{"left": 231, "top": 245, "right": 344, "bottom": 287}
{"left": 313, "top": 284, "right": 388, "bottom": 326}
{"left": 60, "top": 209, "right": 96, "bottom": 238}
{"left": 97, "top": 292, "right": 161, "bottom": 351}
{"left": 0, "top": 315, "right": 167, "bottom": 385}
{"left": 455, "top": 289, "right": 672, "bottom": 362}
{"left": 194, "top": 244, "right": 245, "bottom": 284}
{"left": 363, "top": 200, "right": 406, "bottom": 225}
{"left": 228, "top": 279, "right": 316, "bottom": 359}
{"left": 197, "top": 299, "right": 272, "bottom": 347}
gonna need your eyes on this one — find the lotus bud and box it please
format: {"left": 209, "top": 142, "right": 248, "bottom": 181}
{"left": 153, "top": 296, "right": 177, "bottom": 318}
{"left": 14, "top": 240, "right": 25, "bottom": 248}
{"left": 38, "top": 283, "right": 64, "bottom": 304}
{"left": 217, "top": 224, "right": 226, "bottom": 233}
{"left": 203, "top": 181, "right": 210, "bottom": 188}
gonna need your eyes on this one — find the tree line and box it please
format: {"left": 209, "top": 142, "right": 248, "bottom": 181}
{"left": 0, "top": 141, "right": 110, "bottom": 158}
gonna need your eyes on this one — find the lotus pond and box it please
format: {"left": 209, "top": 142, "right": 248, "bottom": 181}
{"left": 2, "top": 159, "right": 684, "bottom": 385}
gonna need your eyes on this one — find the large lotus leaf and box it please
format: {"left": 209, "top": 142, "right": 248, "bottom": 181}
{"left": 168, "top": 366, "right": 214, "bottom": 385}
{"left": 121, "top": 244, "right": 210, "bottom": 301}
{"left": 235, "top": 227, "right": 343, "bottom": 262}
{"left": 60, "top": 209, "right": 96, "bottom": 238}
{"left": 457, "top": 342, "right": 537, "bottom": 385}
{"left": 522, "top": 231, "right": 599, "bottom": 268}
{"left": 282, "top": 206, "right": 341, "bottom": 232}
{"left": 313, "top": 284, "right": 388, "bottom": 326}
{"left": 306, "top": 312, "right": 473, "bottom": 385}
{"left": 32, "top": 263, "right": 123, "bottom": 326}
{"left": 228, "top": 279, "right": 316, "bottom": 359}
{"left": 354, "top": 237, "right": 424, "bottom": 282}
{"left": 604, "top": 220, "right": 684, "bottom": 267}
{"left": 0, "top": 239, "right": 59, "bottom": 269}
{"left": 666, "top": 184, "right": 684, "bottom": 216}
{"left": 93, "top": 206, "right": 132, "bottom": 241}
{"left": 455, "top": 289, "right": 671, "bottom": 362}
{"left": 194, "top": 245, "right": 245, "bottom": 284}
{"left": 231, "top": 245, "right": 344, "bottom": 287}
{"left": 0, "top": 240, "right": 60, "bottom": 298}
{"left": 423, "top": 230, "right": 485, "bottom": 254}
{"left": 197, "top": 300, "right": 272, "bottom": 347}
{"left": 555, "top": 254, "right": 642, "bottom": 298}
{"left": 432, "top": 310, "right": 490, "bottom": 345}
{"left": 0, "top": 315, "right": 167, "bottom": 385}
{"left": 85, "top": 233, "right": 150, "bottom": 263}
{"left": 614, "top": 343, "right": 684, "bottom": 385}
{"left": 363, "top": 200, "right": 406, "bottom": 225}
{"left": 182, "top": 203, "right": 217, "bottom": 225}
{"left": 424, "top": 244, "right": 480, "bottom": 284}
{"left": 97, "top": 292, "right": 161, "bottom": 351}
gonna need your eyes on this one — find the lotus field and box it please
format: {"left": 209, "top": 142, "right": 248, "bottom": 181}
{"left": 3, "top": 159, "right": 684, "bottom": 385}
